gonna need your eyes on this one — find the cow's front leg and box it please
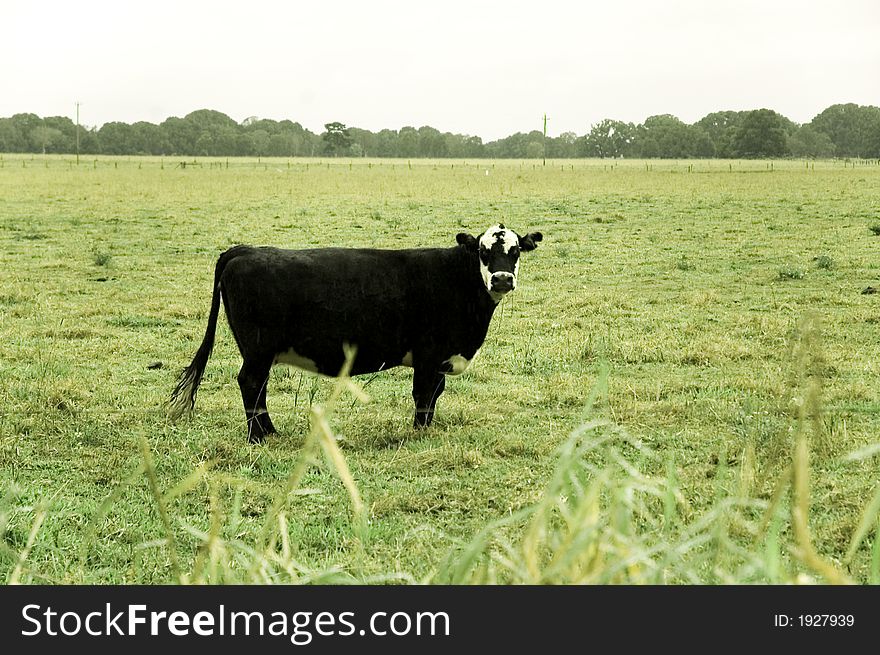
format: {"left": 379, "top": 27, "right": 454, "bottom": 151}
{"left": 412, "top": 367, "right": 446, "bottom": 428}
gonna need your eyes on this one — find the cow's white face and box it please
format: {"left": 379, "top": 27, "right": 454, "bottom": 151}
{"left": 456, "top": 224, "right": 543, "bottom": 303}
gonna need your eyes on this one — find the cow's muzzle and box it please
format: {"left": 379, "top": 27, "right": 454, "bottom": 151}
{"left": 490, "top": 272, "right": 515, "bottom": 293}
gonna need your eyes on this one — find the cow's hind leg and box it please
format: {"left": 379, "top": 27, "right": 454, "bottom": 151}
{"left": 238, "top": 356, "right": 276, "bottom": 443}
{"left": 412, "top": 367, "right": 446, "bottom": 428}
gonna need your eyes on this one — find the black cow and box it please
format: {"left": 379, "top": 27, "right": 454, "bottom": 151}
{"left": 169, "top": 224, "right": 543, "bottom": 442}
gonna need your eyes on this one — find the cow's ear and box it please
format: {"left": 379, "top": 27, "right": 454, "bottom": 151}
{"left": 456, "top": 233, "right": 477, "bottom": 250}
{"left": 519, "top": 231, "right": 543, "bottom": 251}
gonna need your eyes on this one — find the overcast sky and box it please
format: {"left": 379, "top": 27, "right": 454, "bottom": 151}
{"left": 2, "top": 0, "right": 878, "bottom": 140}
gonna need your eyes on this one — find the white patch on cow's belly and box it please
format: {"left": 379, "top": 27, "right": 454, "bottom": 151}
{"left": 274, "top": 348, "right": 319, "bottom": 373}
{"left": 443, "top": 349, "right": 480, "bottom": 376}
{"left": 401, "top": 351, "right": 414, "bottom": 367}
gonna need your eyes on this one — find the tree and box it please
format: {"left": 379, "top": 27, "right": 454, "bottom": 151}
{"left": 731, "top": 109, "right": 790, "bottom": 158}
{"left": 788, "top": 125, "right": 835, "bottom": 158}
{"left": 636, "top": 115, "right": 703, "bottom": 158}
{"left": 463, "top": 135, "right": 484, "bottom": 158}
{"left": 10, "top": 113, "right": 43, "bottom": 140}
{"left": 159, "top": 116, "right": 197, "bottom": 155}
{"left": 30, "top": 127, "right": 63, "bottom": 154}
{"left": 126, "top": 121, "right": 165, "bottom": 155}
{"left": 525, "top": 140, "right": 544, "bottom": 158}
{"left": 444, "top": 133, "right": 466, "bottom": 158}
{"left": 185, "top": 109, "right": 237, "bottom": 131}
{"left": 79, "top": 127, "right": 100, "bottom": 155}
{"left": 418, "top": 126, "right": 446, "bottom": 157}
{"left": 580, "top": 119, "right": 636, "bottom": 158}
{"left": 242, "top": 117, "right": 281, "bottom": 135}
{"left": 695, "top": 111, "right": 743, "bottom": 158}
{"left": 810, "top": 103, "right": 880, "bottom": 158}
{"left": 5, "top": 103, "right": 875, "bottom": 159}
{"left": 548, "top": 131, "right": 578, "bottom": 158}
{"left": 278, "top": 120, "right": 309, "bottom": 156}
{"left": 42, "top": 116, "right": 76, "bottom": 153}
{"left": 376, "top": 129, "right": 399, "bottom": 157}
{"left": 348, "top": 127, "right": 377, "bottom": 157}
{"left": 211, "top": 125, "right": 239, "bottom": 156}
{"left": 97, "top": 121, "right": 134, "bottom": 155}
{"left": 0, "top": 118, "right": 21, "bottom": 152}
{"left": 322, "top": 121, "right": 352, "bottom": 156}
{"left": 484, "top": 131, "right": 545, "bottom": 158}
{"left": 248, "top": 129, "right": 271, "bottom": 156}
{"left": 397, "top": 126, "right": 419, "bottom": 157}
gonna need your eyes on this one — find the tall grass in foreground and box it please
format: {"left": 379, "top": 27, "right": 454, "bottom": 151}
{"left": 433, "top": 315, "right": 875, "bottom": 584}
{"left": 3, "top": 316, "right": 880, "bottom": 584}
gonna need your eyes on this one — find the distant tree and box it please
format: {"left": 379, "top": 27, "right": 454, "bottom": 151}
{"left": 348, "top": 127, "right": 377, "bottom": 156}
{"left": 249, "top": 129, "right": 271, "bottom": 156}
{"left": 485, "top": 132, "right": 519, "bottom": 157}
{"left": 10, "top": 113, "right": 43, "bottom": 140}
{"left": 439, "top": 133, "right": 484, "bottom": 158}
{"left": 6, "top": 103, "right": 877, "bottom": 159}
{"left": 185, "top": 109, "right": 237, "bottom": 131}
{"left": 375, "top": 129, "right": 399, "bottom": 157}
{"left": 463, "top": 135, "right": 484, "bottom": 158}
{"left": 322, "top": 121, "right": 352, "bottom": 156}
{"left": 242, "top": 117, "right": 281, "bottom": 135}
{"left": 159, "top": 116, "right": 197, "bottom": 155}
{"left": 485, "top": 131, "right": 545, "bottom": 158}
{"left": 211, "top": 125, "right": 239, "bottom": 156}
{"left": 176, "top": 110, "right": 237, "bottom": 156}
{"left": 397, "top": 126, "right": 419, "bottom": 157}
{"left": 867, "top": 111, "right": 880, "bottom": 158}
{"left": 525, "top": 140, "right": 544, "bottom": 158}
{"left": 810, "top": 103, "right": 880, "bottom": 157}
{"left": 194, "top": 131, "right": 214, "bottom": 156}
{"left": 580, "top": 119, "right": 636, "bottom": 157}
{"left": 235, "top": 132, "right": 255, "bottom": 156}
{"left": 0, "top": 118, "right": 20, "bottom": 152}
{"left": 418, "top": 126, "right": 446, "bottom": 157}
{"left": 444, "top": 133, "right": 466, "bottom": 158}
{"left": 690, "top": 128, "right": 715, "bottom": 158}
{"left": 79, "top": 127, "right": 100, "bottom": 154}
{"left": 41, "top": 116, "right": 76, "bottom": 153}
{"left": 695, "top": 111, "right": 743, "bottom": 158}
{"left": 731, "top": 109, "right": 790, "bottom": 158}
{"left": 788, "top": 125, "right": 835, "bottom": 158}
{"left": 548, "top": 131, "right": 578, "bottom": 158}
{"left": 30, "top": 126, "right": 63, "bottom": 154}
{"left": 636, "top": 115, "right": 702, "bottom": 158}
{"left": 124, "top": 121, "right": 162, "bottom": 155}
{"left": 97, "top": 121, "right": 135, "bottom": 155}
{"left": 280, "top": 120, "right": 310, "bottom": 156}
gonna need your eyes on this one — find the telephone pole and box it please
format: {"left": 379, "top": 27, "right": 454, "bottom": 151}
{"left": 75, "top": 102, "right": 81, "bottom": 165}
{"left": 542, "top": 113, "right": 548, "bottom": 166}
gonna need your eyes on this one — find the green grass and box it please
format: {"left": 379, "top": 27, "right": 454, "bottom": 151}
{"left": 2, "top": 155, "right": 880, "bottom": 584}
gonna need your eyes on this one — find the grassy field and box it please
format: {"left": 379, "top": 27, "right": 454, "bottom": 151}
{"left": 2, "top": 155, "right": 880, "bottom": 584}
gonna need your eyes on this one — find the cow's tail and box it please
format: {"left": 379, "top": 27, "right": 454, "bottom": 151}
{"left": 168, "top": 248, "right": 240, "bottom": 421}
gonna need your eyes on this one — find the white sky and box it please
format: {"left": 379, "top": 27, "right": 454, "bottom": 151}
{"left": 2, "top": 0, "right": 878, "bottom": 140}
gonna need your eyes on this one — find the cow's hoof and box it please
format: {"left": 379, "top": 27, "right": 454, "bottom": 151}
{"left": 247, "top": 429, "right": 275, "bottom": 444}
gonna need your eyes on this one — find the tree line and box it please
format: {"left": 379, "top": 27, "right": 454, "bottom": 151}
{"left": 1, "top": 104, "right": 878, "bottom": 159}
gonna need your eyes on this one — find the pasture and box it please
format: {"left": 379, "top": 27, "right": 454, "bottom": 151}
{"left": 2, "top": 155, "right": 880, "bottom": 583}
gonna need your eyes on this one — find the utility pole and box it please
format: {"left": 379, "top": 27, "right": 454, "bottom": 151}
{"left": 75, "top": 101, "right": 81, "bottom": 165}
{"left": 542, "top": 113, "right": 548, "bottom": 166}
